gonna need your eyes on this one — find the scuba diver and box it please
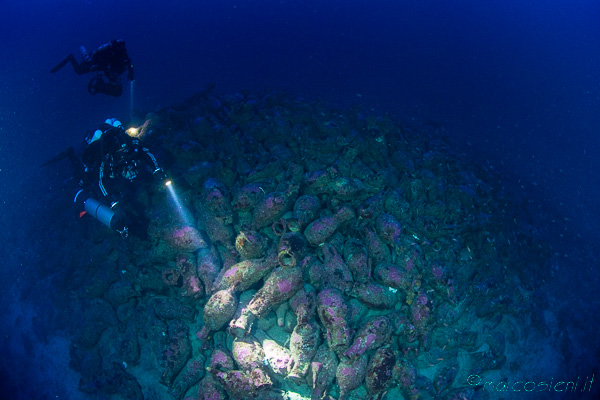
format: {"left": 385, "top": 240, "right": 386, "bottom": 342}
{"left": 43, "top": 118, "right": 168, "bottom": 238}
{"left": 50, "top": 39, "right": 134, "bottom": 97}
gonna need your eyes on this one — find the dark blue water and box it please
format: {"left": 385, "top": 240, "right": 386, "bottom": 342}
{"left": 2, "top": 0, "right": 599, "bottom": 398}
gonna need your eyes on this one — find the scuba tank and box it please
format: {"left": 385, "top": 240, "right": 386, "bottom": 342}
{"left": 75, "top": 190, "right": 128, "bottom": 237}
{"left": 84, "top": 198, "right": 116, "bottom": 229}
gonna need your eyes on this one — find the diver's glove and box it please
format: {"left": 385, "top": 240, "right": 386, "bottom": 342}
{"left": 152, "top": 168, "right": 168, "bottom": 189}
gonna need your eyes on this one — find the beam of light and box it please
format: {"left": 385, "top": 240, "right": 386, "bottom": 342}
{"left": 166, "top": 182, "right": 195, "bottom": 227}
{"left": 129, "top": 80, "right": 134, "bottom": 123}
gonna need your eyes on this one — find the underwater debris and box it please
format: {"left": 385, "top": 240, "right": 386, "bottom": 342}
{"left": 64, "top": 90, "right": 554, "bottom": 400}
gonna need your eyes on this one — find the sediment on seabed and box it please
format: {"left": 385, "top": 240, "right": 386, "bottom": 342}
{"left": 40, "top": 90, "right": 562, "bottom": 400}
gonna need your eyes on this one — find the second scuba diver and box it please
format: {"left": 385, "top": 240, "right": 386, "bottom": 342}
{"left": 50, "top": 39, "right": 134, "bottom": 97}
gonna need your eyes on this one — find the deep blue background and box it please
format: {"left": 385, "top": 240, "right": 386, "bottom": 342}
{"left": 1, "top": 0, "right": 599, "bottom": 397}
{"left": 2, "top": 0, "right": 599, "bottom": 243}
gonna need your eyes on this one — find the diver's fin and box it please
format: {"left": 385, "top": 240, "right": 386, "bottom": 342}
{"left": 50, "top": 54, "right": 73, "bottom": 73}
{"left": 41, "top": 147, "right": 76, "bottom": 167}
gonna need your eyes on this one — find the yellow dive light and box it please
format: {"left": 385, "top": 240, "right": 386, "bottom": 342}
{"left": 126, "top": 127, "right": 140, "bottom": 137}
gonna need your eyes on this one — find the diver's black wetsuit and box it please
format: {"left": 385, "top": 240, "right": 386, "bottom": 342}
{"left": 51, "top": 39, "right": 134, "bottom": 97}
{"left": 80, "top": 123, "right": 162, "bottom": 204}
{"left": 42, "top": 119, "right": 166, "bottom": 237}
{"left": 72, "top": 120, "right": 166, "bottom": 236}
